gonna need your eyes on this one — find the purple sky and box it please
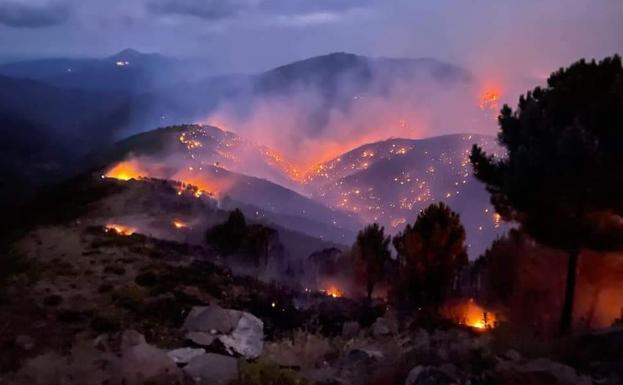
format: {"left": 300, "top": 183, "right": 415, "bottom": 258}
{"left": 1, "top": 0, "right": 622, "bottom": 75}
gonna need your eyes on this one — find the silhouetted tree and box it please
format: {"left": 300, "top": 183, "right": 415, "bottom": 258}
{"left": 393, "top": 202, "right": 468, "bottom": 311}
{"left": 245, "top": 224, "right": 279, "bottom": 268}
{"left": 206, "top": 208, "right": 247, "bottom": 255}
{"left": 470, "top": 55, "right": 623, "bottom": 334}
{"left": 353, "top": 223, "right": 391, "bottom": 302}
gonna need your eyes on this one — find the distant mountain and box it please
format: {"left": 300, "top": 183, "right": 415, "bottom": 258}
{"left": 256, "top": 52, "right": 470, "bottom": 94}
{"left": 303, "top": 134, "right": 509, "bottom": 257}
{"left": 0, "top": 49, "right": 181, "bottom": 92}
{"left": 0, "top": 52, "right": 478, "bottom": 244}
{"left": 155, "top": 52, "right": 472, "bottom": 129}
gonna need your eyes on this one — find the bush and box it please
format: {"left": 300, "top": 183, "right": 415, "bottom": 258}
{"left": 90, "top": 314, "right": 121, "bottom": 333}
{"left": 135, "top": 271, "right": 158, "bottom": 287}
{"left": 0, "top": 250, "right": 32, "bottom": 296}
{"left": 43, "top": 294, "right": 63, "bottom": 306}
{"left": 230, "top": 360, "right": 308, "bottom": 385}
{"left": 112, "top": 285, "right": 146, "bottom": 310}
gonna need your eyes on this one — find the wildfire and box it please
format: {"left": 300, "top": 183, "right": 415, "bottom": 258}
{"left": 444, "top": 298, "right": 497, "bottom": 330}
{"left": 104, "top": 159, "right": 147, "bottom": 181}
{"left": 104, "top": 224, "right": 136, "bottom": 236}
{"left": 172, "top": 219, "right": 188, "bottom": 229}
{"left": 478, "top": 85, "right": 502, "bottom": 117}
{"left": 323, "top": 285, "right": 343, "bottom": 298}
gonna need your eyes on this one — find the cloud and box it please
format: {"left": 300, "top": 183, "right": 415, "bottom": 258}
{"left": 272, "top": 12, "right": 341, "bottom": 27}
{"left": 146, "top": 0, "right": 371, "bottom": 22}
{"left": 258, "top": 0, "right": 373, "bottom": 14}
{"left": 0, "top": 0, "right": 70, "bottom": 28}
{"left": 147, "top": 0, "right": 258, "bottom": 20}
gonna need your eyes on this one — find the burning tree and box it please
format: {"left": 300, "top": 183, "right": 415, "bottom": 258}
{"left": 393, "top": 202, "right": 468, "bottom": 312}
{"left": 470, "top": 55, "right": 623, "bottom": 334}
{"left": 352, "top": 223, "right": 391, "bottom": 302}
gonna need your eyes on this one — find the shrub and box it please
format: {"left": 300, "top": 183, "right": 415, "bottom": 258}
{"left": 230, "top": 360, "right": 308, "bottom": 385}
{"left": 90, "top": 314, "right": 121, "bottom": 333}
{"left": 43, "top": 294, "right": 63, "bottom": 306}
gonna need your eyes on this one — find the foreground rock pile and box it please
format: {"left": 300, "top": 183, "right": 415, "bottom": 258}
{"left": 1, "top": 226, "right": 619, "bottom": 385}
{"left": 4, "top": 312, "right": 603, "bottom": 385}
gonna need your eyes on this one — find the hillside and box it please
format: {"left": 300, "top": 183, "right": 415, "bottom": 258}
{"left": 304, "top": 134, "right": 507, "bottom": 256}
{"left": 89, "top": 124, "right": 361, "bottom": 244}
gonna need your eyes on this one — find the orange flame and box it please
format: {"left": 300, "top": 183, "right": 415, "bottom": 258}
{"left": 104, "top": 160, "right": 147, "bottom": 181}
{"left": 478, "top": 85, "right": 502, "bottom": 112}
{"left": 323, "top": 285, "right": 343, "bottom": 298}
{"left": 172, "top": 220, "right": 188, "bottom": 229}
{"left": 444, "top": 298, "right": 496, "bottom": 330}
{"left": 104, "top": 224, "right": 136, "bottom": 236}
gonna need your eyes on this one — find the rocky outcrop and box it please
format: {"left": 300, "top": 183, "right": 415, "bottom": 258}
{"left": 9, "top": 331, "right": 182, "bottom": 385}
{"left": 495, "top": 358, "right": 592, "bottom": 385}
{"left": 119, "top": 330, "right": 181, "bottom": 385}
{"left": 183, "top": 353, "right": 239, "bottom": 385}
{"left": 183, "top": 305, "right": 264, "bottom": 359}
{"left": 168, "top": 347, "right": 206, "bottom": 365}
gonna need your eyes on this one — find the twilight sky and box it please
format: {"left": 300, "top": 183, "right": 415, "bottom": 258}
{"left": 1, "top": 0, "right": 622, "bottom": 75}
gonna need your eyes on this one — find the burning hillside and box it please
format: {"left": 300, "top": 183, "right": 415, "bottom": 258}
{"left": 99, "top": 125, "right": 506, "bottom": 255}
{"left": 302, "top": 134, "right": 507, "bottom": 255}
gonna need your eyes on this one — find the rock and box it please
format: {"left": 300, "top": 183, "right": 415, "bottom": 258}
{"left": 345, "top": 349, "right": 375, "bottom": 366}
{"left": 168, "top": 347, "right": 206, "bottom": 365}
{"left": 524, "top": 359, "right": 591, "bottom": 385}
{"left": 372, "top": 317, "right": 390, "bottom": 337}
{"left": 358, "top": 349, "right": 384, "bottom": 360}
{"left": 404, "top": 366, "right": 455, "bottom": 385}
{"left": 186, "top": 331, "right": 216, "bottom": 347}
{"left": 218, "top": 312, "right": 264, "bottom": 359}
{"left": 183, "top": 353, "right": 239, "bottom": 385}
{"left": 342, "top": 321, "right": 360, "bottom": 339}
{"left": 496, "top": 358, "right": 592, "bottom": 385}
{"left": 505, "top": 349, "right": 522, "bottom": 362}
{"left": 412, "top": 329, "right": 430, "bottom": 351}
{"left": 120, "top": 330, "right": 181, "bottom": 385}
{"left": 122, "top": 329, "right": 147, "bottom": 347}
{"left": 15, "top": 335, "right": 35, "bottom": 351}
{"left": 183, "top": 305, "right": 242, "bottom": 334}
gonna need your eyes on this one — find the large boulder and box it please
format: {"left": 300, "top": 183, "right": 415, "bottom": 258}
{"left": 168, "top": 347, "right": 206, "bottom": 365}
{"left": 219, "top": 312, "right": 264, "bottom": 359}
{"left": 183, "top": 305, "right": 264, "bottom": 359}
{"left": 183, "top": 353, "right": 239, "bottom": 385}
{"left": 186, "top": 331, "right": 217, "bottom": 346}
{"left": 183, "top": 305, "right": 242, "bottom": 334}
